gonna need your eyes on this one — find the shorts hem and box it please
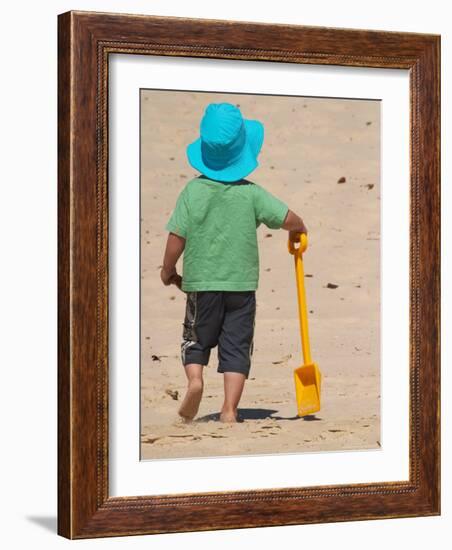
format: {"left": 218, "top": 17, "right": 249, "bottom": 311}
{"left": 217, "top": 364, "right": 251, "bottom": 379}
{"left": 182, "top": 351, "right": 209, "bottom": 366}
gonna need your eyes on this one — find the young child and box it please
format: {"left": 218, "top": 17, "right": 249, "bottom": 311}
{"left": 160, "top": 102, "right": 307, "bottom": 423}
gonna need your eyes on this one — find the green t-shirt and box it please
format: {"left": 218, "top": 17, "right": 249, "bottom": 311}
{"left": 165, "top": 176, "right": 289, "bottom": 292}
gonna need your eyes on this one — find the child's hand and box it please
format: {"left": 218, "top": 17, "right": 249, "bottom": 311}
{"left": 170, "top": 274, "right": 183, "bottom": 290}
{"left": 289, "top": 231, "right": 301, "bottom": 243}
{"left": 283, "top": 211, "right": 308, "bottom": 241}
{"left": 160, "top": 266, "right": 182, "bottom": 289}
{"left": 289, "top": 226, "right": 307, "bottom": 243}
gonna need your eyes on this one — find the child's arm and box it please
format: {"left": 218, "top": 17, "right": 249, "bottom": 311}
{"left": 253, "top": 185, "right": 307, "bottom": 242}
{"left": 160, "top": 232, "right": 185, "bottom": 289}
{"left": 281, "top": 209, "right": 308, "bottom": 242}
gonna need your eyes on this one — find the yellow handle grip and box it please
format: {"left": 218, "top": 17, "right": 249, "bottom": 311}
{"left": 288, "top": 233, "right": 308, "bottom": 255}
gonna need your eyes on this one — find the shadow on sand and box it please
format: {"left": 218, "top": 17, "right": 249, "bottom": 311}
{"left": 196, "top": 408, "right": 322, "bottom": 423}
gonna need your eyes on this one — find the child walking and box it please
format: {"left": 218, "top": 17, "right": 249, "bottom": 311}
{"left": 160, "top": 102, "right": 307, "bottom": 423}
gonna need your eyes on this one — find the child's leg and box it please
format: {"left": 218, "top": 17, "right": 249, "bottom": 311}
{"left": 178, "top": 363, "right": 204, "bottom": 422}
{"left": 178, "top": 291, "right": 222, "bottom": 422}
{"left": 220, "top": 372, "right": 246, "bottom": 422}
{"left": 217, "top": 291, "right": 256, "bottom": 423}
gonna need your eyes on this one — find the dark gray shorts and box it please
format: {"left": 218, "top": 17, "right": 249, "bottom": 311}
{"left": 181, "top": 291, "right": 256, "bottom": 379}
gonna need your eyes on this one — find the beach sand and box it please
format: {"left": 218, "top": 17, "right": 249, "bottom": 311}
{"left": 140, "top": 90, "right": 380, "bottom": 460}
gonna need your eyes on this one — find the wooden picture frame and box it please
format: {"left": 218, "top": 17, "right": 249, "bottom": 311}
{"left": 57, "top": 10, "right": 440, "bottom": 539}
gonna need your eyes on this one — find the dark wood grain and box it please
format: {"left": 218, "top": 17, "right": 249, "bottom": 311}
{"left": 57, "top": 10, "right": 440, "bottom": 539}
{"left": 57, "top": 10, "right": 71, "bottom": 539}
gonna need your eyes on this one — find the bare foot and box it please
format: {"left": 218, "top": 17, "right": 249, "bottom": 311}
{"left": 178, "top": 379, "right": 203, "bottom": 421}
{"left": 220, "top": 408, "right": 238, "bottom": 423}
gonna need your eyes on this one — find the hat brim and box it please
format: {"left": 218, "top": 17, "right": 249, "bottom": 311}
{"left": 186, "top": 119, "right": 264, "bottom": 183}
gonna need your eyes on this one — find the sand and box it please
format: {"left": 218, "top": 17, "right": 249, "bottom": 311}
{"left": 140, "top": 90, "right": 380, "bottom": 460}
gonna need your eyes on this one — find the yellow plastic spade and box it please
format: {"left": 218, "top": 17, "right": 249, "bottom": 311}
{"left": 288, "top": 233, "right": 322, "bottom": 417}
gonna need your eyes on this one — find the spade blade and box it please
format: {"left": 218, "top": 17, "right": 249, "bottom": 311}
{"left": 294, "top": 362, "right": 322, "bottom": 416}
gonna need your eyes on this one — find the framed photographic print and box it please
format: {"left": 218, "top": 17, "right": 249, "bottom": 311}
{"left": 58, "top": 10, "right": 440, "bottom": 539}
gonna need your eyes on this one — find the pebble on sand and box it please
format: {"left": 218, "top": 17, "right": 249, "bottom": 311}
{"left": 337, "top": 176, "right": 346, "bottom": 184}
{"left": 326, "top": 283, "right": 339, "bottom": 289}
{"left": 165, "top": 389, "right": 179, "bottom": 400}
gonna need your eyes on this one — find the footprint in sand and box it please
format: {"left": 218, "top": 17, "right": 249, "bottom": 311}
{"left": 272, "top": 354, "right": 292, "bottom": 365}
{"left": 141, "top": 435, "right": 163, "bottom": 444}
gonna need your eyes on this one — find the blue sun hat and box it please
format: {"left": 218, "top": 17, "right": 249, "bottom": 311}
{"left": 186, "top": 102, "right": 264, "bottom": 183}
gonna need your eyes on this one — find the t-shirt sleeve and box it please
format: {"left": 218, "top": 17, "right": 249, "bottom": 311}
{"left": 253, "top": 184, "right": 289, "bottom": 229}
{"left": 165, "top": 186, "right": 189, "bottom": 238}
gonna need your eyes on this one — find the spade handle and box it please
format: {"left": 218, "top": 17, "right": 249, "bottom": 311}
{"left": 288, "top": 233, "right": 312, "bottom": 364}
